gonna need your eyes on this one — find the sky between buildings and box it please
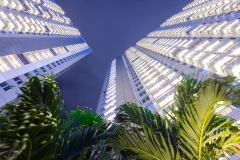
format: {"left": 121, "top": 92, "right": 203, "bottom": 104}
{"left": 55, "top": 0, "right": 192, "bottom": 111}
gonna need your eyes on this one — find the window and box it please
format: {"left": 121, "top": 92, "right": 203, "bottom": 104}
{"left": 60, "top": 59, "right": 64, "bottom": 63}
{"left": 13, "top": 77, "right": 23, "bottom": 85}
{"left": 46, "top": 65, "right": 52, "bottom": 70}
{"left": 33, "top": 69, "right": 39, "bottom": 76}
{"left": 0, "top": 82, "right": 11, "bottom": 91}
{"left": 50, "top": 48, "right": 57, "bottom": 55}
{"left": 51, "top": 62, "right": 56, "bottom": 67}
{"left": 40, "top": 50, "right": 49, "bottom": 59}
{"left": 142, "top": 97, "right": 150, "bottom": 103}
{"left": 137, "top": 86, "right": 143, "bottom": 91}
{"left": 17, "top": 54, "right": 30, "bottom": 65}
{"left": 190, "top": 65, "right": 196, "bottom": 69}
{"left": 146, "top": 104, "right": 154, "bottom": 110}
{"left": 27, "top": 52, "right": 37, "bottom": 62}
{"left": 173, "top": 68, "right": 179, "bottom": 72}
{"left": 181, "top": 72, "right": 186, "bottom": 76}
{"left": 40, "top": 67, "right": 46, "bottom": 72}
{"left": 0, "top": 57, "right": 10, "bottom": 72}
{"left": 199, "top": 68, "right": 208, "bottom": 74}
{"left": 139, "top": 91, "right": 146, "bottom": 97}
{"left": 34, "top": 51, "right": 43, "bottom": 60}
{"left": 53, "top": 48, "right": 61, "bottom": 54}
{"left": 24, "top": 73, "right": 30, "bottom": 77}
{"left": 63, "top": 58, "right": 67, "bottom": 62}
{"left": 56, "top": 61, "right": 61, "bottom": 65}
{"left": 45, "top": 50, "right": 53, "bottom": 57}
{"left": 6, "top": 55, "right": 21, "bottom": 68}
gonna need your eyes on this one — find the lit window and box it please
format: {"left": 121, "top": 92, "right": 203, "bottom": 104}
{"left": 0, "top": 82, "right": 11, "bottom": 91}
{"left": 40, "top": 50, "right": 49, "bottom": 59}
{"left": 13, "top": 77, "right": 23, "bottom": 85}
{"left": 27, "top": 52, "right": 37, "bottom": 62}
{"left": 216, "top": 40, "right": 235, "bottom": 53}
{"left": 45, "top": 50, "right": 53, "bottom": 57}
{"left": 34, "top": 51, "right": 43, "bottom": 60}
{"left": 0, "top": 57, "right": 10, "bottom": 72}
{"left": 5, "top": 55, "right": 21, "bottom": 68}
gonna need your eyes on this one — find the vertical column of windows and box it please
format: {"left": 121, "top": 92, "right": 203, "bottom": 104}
{"left": 100, "top": 60, "right": 117, "bottom": 121}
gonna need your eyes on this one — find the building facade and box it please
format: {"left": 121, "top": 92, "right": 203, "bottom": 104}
{"left": 0, "top": 0, "right": 92, "bottom": 107}
{"left": 97, "top": 0, "right": 240, "bottom": 121}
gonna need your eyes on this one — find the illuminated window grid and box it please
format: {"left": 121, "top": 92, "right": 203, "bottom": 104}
{"left": 40, "top": 50, "right": 49, "bottom": 59}
{"left": 5, "top": 55, "right": 21, "bottom": 68}
{"left": 34, "top": 51, "right": 43, "bottom": 60}
{"left": 0, "top": 57, "right": 10, "bottom": 72}
{"left": 27, "top": 52, "right": 37, "bottom": 62}
{"left": 45, "top": 50, "right": 53, "bottom": 57}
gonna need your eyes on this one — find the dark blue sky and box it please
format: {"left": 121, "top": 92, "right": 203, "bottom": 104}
{"left": 56, "top": 0, "right": 192, "bottom": 111}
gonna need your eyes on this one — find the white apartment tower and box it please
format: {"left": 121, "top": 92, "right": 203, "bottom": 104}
{"left": 97, "top": 0, "right": 240, "bottom": 121}
{"left": 0, "top": 0, "right": 92, "bottom": 106}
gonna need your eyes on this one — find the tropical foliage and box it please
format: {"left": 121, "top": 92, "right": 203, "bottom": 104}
{"left": 0, "top": 75, "right": 104, "bottom": 160}
{"left": 104, "top": 76, "right": 240, "bottom": 159}
{"left": 59, "top": 107, "right": 104, "bottom": 160}
{"left": 0, "top": 75, "right": 240, "bottom": 160}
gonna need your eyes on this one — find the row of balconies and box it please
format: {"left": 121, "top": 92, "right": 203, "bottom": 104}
{"left": 125, "top": 48, "right": 210, "bottom": 109}
{"left": 137, "top": 37, "right": 240, "bottom": 78}
{"left": 42, "top": 0, "right": 64, "bottom": 15}
{"left": 0, "top": 0, "right": 68, "bottom": 25}
{"left": 0, "top": 42, "right": 87, "bottom": 72}
{"left": 125, "top": 45, "right": 240, "bottom": 115}
{"left": 0, "top": 11, "right": 79, "bottom": 35}
{"left": 65, "top": 43, "right": 88, "bottom": 52}
{"left": 149, "top": 19, "right": 240, "bottom": 38}
{"left": 0, "top": 49, "right": 86, "bottom": 107}
{"left": 161, "top": 0, "right": 240, "bottom": 27}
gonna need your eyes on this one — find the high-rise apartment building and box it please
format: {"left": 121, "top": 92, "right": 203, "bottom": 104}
{"left": 97, "top": 0, "right": 240, "bottom": 121}
{"left": 0, "top": 0, "right": 91, "bottom": 107}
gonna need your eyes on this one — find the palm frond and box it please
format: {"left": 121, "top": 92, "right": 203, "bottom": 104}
{"left": 106, "top": 123, "right": 180, "bottom": 160}
{"left": 173, "top": 76, "right": 240, "bottom": 159}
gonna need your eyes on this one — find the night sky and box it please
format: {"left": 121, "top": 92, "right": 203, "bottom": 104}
{"left": 55, "top": 0, "right": 192, "bottom": 111}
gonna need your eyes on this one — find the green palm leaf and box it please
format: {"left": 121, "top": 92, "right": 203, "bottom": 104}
{"left": 0, "top": 75, "right": 62, "bottom": 160}
{"left": 106, "top": 123, "right": 180, "bottom": 160}
{"left": 173, "top": 76, "right": 240, "bottom": 160}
